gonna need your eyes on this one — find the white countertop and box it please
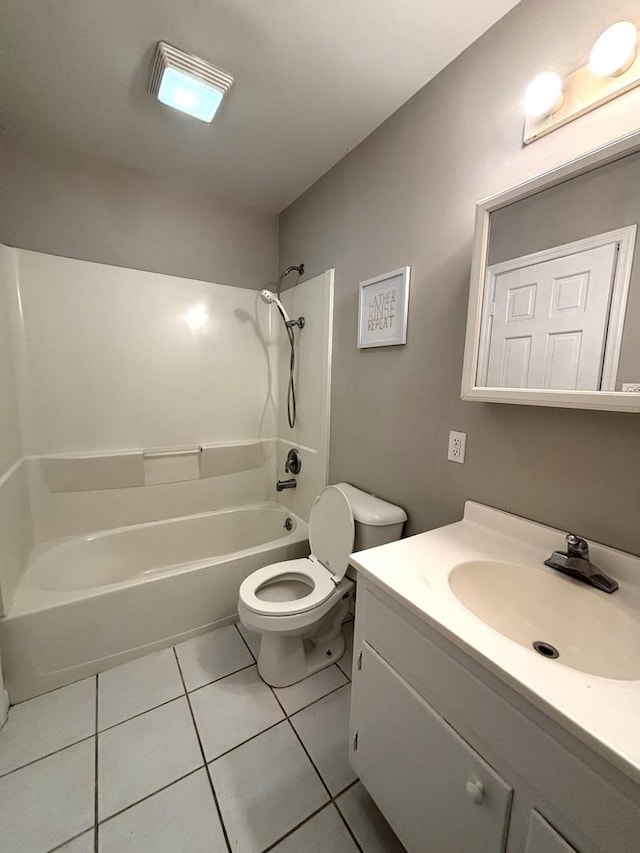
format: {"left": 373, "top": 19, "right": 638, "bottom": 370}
{"left": 350, "top": 501, "right": 640, "bottom": 785}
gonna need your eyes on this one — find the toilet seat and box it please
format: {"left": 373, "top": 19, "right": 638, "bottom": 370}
{"left": 239, "top": 557, "right": 337, "bottom": 616}
{"left": 239, "top": 485, "right": 355, "bottom": 618}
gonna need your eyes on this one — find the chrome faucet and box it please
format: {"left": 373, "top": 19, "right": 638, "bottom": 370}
{"left": 276, "top": 478, "right": 297, "bottom": 492}
{"left": 544, "top": 534, "right": 618, "bottom": 593}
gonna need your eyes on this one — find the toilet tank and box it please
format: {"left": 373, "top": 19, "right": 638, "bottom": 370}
{"left": 335, "top": 483, "right": 407, "bottom": 551}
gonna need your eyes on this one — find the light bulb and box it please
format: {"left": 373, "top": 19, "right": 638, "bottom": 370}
{"left": 524, "top": 72, "right": 564, "bottom": 118}
{"left": 589, "top": 21, "right": 638, "bottom": 77}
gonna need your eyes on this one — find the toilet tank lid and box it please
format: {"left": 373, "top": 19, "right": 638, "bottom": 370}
{"left": 334, "top": 483, "right": 407, "bottom": 526}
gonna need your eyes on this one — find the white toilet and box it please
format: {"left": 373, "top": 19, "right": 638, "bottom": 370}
{"left": 238, "top": 482, "right": 406, "bottom": 687}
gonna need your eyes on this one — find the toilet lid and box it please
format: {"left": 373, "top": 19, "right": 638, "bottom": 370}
{"left": 309, "top": 485, "right": 355, "bottom": 582}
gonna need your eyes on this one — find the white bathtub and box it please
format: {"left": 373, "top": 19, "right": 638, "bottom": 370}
{"left": 0, "top": 503, "right": 309, "bottom": 701}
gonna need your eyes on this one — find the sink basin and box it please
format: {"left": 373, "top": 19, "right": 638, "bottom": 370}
{"left": 448, "top": 560, "right": 640, "bottom": 680}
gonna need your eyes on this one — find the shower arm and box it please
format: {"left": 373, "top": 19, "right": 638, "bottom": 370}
{"left": 276, "top": 263, "right": 305, "bottom": 297}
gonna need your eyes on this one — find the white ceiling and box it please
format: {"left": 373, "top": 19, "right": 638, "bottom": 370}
{"left": 0, "top": 1, "right": 521, "bottom": 212}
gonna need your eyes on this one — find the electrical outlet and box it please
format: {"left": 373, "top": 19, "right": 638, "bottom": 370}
{"left": 447, "top": 430, "right": 467, "bottom": 464}
{"left": 622, "top": 382, "right": 640, "bottom": 392}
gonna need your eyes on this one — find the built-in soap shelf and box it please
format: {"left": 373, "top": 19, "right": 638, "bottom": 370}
{"left": 39, "top": 440, "right": 267, "bottom": 492}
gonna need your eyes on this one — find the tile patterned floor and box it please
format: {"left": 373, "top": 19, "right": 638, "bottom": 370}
{"left": 0, "top": 618, "right": 406, "bottom": 853}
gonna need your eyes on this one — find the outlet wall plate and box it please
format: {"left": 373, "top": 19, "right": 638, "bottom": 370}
{"left": 448, "top": 430, "right": 467, "bottom": 464}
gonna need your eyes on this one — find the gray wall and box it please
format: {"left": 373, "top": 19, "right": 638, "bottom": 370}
{"left": 280, "top": 0, "right": 640, "bottom": 556}
{"left": 0, "top": 129, "right": 278, "bottom": 290}
{"left": 489, "top": 150, "right": 640, "bottom": 389}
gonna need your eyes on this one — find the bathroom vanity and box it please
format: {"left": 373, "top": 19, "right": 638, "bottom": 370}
{"left": 348, "top": 503, "right": 640, "bottom": 853}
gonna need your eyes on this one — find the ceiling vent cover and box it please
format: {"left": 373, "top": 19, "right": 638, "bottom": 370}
{"left": 149, "top": 41, "right": 234, "bottom": 122}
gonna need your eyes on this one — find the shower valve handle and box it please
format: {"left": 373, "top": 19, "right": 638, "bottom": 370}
{"left": 285, "top": 448, "right": 302, "bottom": 475}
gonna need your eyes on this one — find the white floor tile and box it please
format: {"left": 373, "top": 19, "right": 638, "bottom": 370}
{"left": 0, "top": 739, "right": 94, "bottom": 853}
{"left": 271, "top": 804, "right": 359, "bottom": 853}
{"left": 337, "top": 781, "right": 406, "bottom": 853}
{"left": 337, "top": 621, "right": 355, "bottom": 679}
{"left": 291, "top": 684, "right": 355, "bottom": 795}
{"left": 99, "top": 769, "right": 226, "bottom": 853}
{"left": 209, "top": 721, "right": 328, "bottom": 853}
{"left": 0, "top": 677, "right": 95, "bottom": 776}
{"left": 175, "top": 625, "right": 253, "bottom": 691}
{"left": 190, "top": 665, "right": 283, "bottom": 760}
{"left": 58, "top": 830, "right": 95, "bottom": 852}
{"left": 98, "top": 696, "right": 202, "bottom": 820}
{"left": 236, "top": 620, "right": 261, "bottom": 658}
{"left": 274, "top": 666, "right": 348, "bottom": 715}
{"left": 98, "top": 647, "right": 184, "bottom": 730}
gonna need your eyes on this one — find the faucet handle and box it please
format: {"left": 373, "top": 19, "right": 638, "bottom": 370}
{"left": 566, "top": 533, "right": 589, "bottom": 559}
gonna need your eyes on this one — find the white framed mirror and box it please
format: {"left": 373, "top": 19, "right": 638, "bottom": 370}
{"left": 461, "top": 129, "right": 640, "bottom": 412}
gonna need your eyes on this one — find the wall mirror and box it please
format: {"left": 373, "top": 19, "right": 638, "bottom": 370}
{"left": 461, "top": 130, "right": 640, "bottom": 412}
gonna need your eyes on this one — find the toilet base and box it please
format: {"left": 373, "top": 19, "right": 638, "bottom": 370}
{"left": 256, "top": 595, "right": 351, "bottom": 687}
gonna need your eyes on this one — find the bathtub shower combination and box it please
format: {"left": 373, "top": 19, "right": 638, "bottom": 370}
{"left": 1, "top": 505, "right": 308, "bottom": 702}
{"left": 0, "top": 248, "right": 335, "bottom": 705}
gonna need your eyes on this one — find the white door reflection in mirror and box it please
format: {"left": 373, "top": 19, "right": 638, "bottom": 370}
{"left": 482, "top": 242, "right": 616, "bottom": 390}
{"left": 477, "top": 226, "right": 636, "bottom": 392}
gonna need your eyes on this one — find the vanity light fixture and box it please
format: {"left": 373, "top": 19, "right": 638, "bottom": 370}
{"left": 149, "top": 42, "right": 234, "bottom": 123}
{"left": 523, "top": 20, "right": 640, "bottom": 144}
{"left": 589, "top": 21, "right": 638, "bottom": 78}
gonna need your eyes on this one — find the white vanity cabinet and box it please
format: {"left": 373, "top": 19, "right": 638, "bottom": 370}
{"left": 349, "top": 579, "right": 640, "bottom": 853}
{"left": 352, "top": 642, "right": 513, "bottom": 852}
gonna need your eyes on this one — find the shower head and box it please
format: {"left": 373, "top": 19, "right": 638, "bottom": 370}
{"left": 260, "top": 283, "right": 305, "bottom": 430}
{"left": 260, "top": 288, "right": 292, "bottom": 324}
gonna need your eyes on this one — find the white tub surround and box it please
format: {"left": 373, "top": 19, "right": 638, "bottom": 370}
{"left": 14, "top": 251, "right": 278, "bottom": 456}
{"left": 0, "top": 245, "right": 33, "bottom": 620}
{"left": 1, "top": 504, "right": 308, "bottom": 702}
{"left": 0, "top": 248, "right": 335, "bottom": 703}
{"left": 199, "top": 441, "right": 266, "bottom": 478}
{"left": 38, "top": 440, "right": 270, "bottom": 492}
{"left": 25, "top": 451, "right": 278, "bottom": 547}
{"left": 0, "top": 246, "right": 285, "bottom": 604}
{"left": 350, "top": 502, "right": 640, "bottom": 785}
{"left": 39, "top": 449, "right": 145, "bottom": 492}
{"left": 0, "top": 658, "right": 8, "bottom": 727}
{"left": 0, "top": 460, "right": 33, "bottom": 617}
{"left": 276, "top": 270, "right": 333, "bottom": 522}
{"left": 0, "top": 244, "right": 22, "bottom": 479}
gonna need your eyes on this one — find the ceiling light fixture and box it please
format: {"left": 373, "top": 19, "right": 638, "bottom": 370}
{"left": 149, "top": 42, "right": 234, "bottom": 123}
{"left": 589, "top": 21, "right": 638, "bottom": 78}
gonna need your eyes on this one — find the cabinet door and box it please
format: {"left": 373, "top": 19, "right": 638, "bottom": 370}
{"left": 350, "top": 643, "right": 513, "bottom": 853}
{"left": 525, "top": 812, "right": 579, "bottom": 853}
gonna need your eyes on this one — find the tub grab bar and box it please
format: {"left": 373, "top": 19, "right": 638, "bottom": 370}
{"left": 143, "top": 445, "right": 202, "bottom": 459}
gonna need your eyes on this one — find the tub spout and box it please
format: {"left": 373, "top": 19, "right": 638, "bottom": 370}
{"left": 276, "top": 478, "right": 297, "bottom": 491}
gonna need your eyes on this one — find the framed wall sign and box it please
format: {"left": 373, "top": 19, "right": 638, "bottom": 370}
{"left": 357, "top": 266, "right": 410, "bottom": 348}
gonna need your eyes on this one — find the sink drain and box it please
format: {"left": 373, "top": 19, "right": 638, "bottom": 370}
{"left": 533, "top": 640, "right": 559, "bottom": 659}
